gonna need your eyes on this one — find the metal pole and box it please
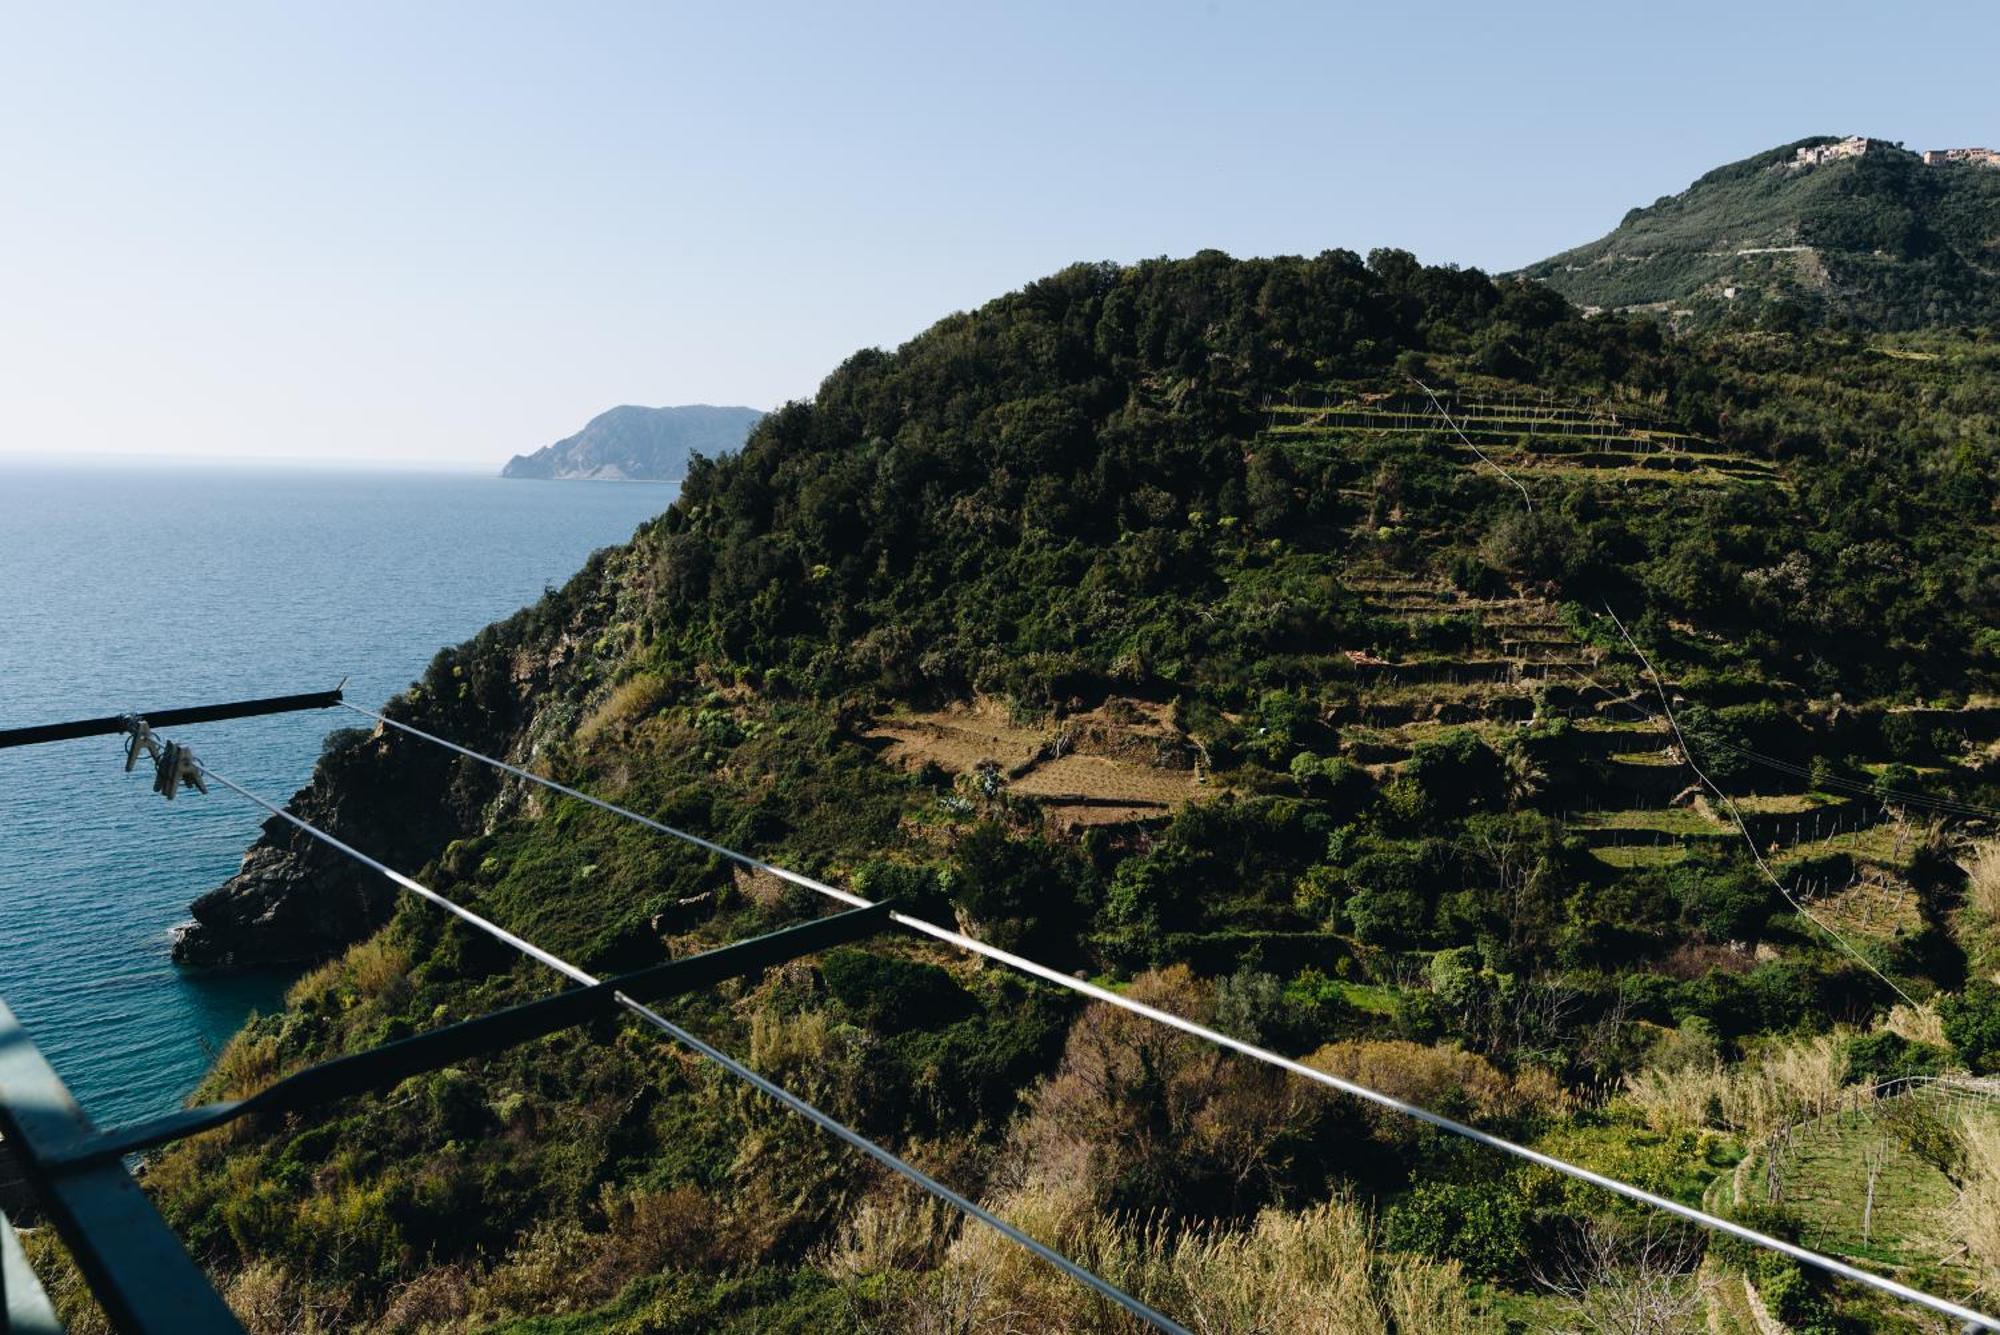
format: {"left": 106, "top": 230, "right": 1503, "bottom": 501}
{"left": 0, "top": 688, "right": 345, "bottom": 750}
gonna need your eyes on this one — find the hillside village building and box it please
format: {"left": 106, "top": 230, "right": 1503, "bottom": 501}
{"left": 1789, "top": 136, "right": 1879, "bottom": 168}
{"left": 1924, "top": 146, "right": 2000, "bottom": 168}
{"left": 1786, "top": 136, "right": 2000, "bottom": 172}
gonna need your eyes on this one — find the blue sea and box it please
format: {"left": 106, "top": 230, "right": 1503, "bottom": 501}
{"left": 0, "top": 464, "right": 675, "bottom": 1129}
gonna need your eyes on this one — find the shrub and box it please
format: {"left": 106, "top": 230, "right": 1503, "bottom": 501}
{"left": 1446, "top": 551, "right": 1508, "bottom": 599}
{"left": 1940, "top": 979, "right": 2000, "bottom": 1074}
{"left": 1383, "top": 1179, "right": 1530, "bottom": 1282}
{"left": 949, "top": 822, "right": 1094, "bottom": 960}
{"left": 1841, "top": 1030, "right": 1947, "bottom": 1085}
{"left": 1675, "top": 862, "right": 1774, "bottom": 942}
{"left": 819, "top": 948, "right": 972, "bottom": 1034}
{"left": 1345, "top": 859, "right": 1431, "bottom": 947}
{"left": 1305, "top": 1040, "right": 1547, "bottom": 1126}
{"left": 1404, "top": 730, "right": 1506, "bottom": 814}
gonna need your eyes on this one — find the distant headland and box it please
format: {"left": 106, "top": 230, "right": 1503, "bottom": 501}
{"left": 501, "top": 404, "right": 764, "bottom": 481}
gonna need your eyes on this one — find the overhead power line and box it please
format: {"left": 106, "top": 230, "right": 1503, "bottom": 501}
{"left": 338, "top": 700, "right": 1998, "bottom": 1333}
{"left": 1551, "top": 657, "right": 2000, "bottom": 823}
{"left": 1411, "top": 377, "right": 1534, "bottom": 511}
{"left": 1601, "top": 607, "right": 1920, "bottom": 1009}
{"left": 1704, "top": 739, "right": 2000, "bottom": 822}
{"left": 191, "top": 756, "right": 1186, "bottom": 1335}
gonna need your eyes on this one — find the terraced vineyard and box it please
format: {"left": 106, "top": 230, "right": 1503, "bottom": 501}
{"left": 1264, "top": 385, "right": 1783, "bottom": 489}
{"left": 1720, "top": 1081, "right": 2000, "bottom": 1328}
{"left": 1326, "top": 565, "right": 1970, "bottom": 972}
{"left": 856, "top": 547, "right": 1977, "bottom": 991}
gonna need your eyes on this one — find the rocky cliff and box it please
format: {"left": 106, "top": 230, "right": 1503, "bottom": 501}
{"left": 171, "top": 543, "right": 642, "bottom": 966}
{"left": 500, "top": 404, "right": 762, "bottom": 481}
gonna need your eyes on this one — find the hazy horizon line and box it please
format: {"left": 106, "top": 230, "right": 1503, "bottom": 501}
{"left": 0, "top": 449, "right": 506, "bottom": 474}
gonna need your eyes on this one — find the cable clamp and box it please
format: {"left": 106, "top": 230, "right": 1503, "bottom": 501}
{"left": 120, "top": 715, "right": 161, "bottom": 771}
{"left": 151, "top": 740, "right": 207, "bottom": 800}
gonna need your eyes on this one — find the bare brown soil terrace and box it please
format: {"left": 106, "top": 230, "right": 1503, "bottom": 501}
{"left": 865, "top": 696, "right": 1207, "bottom": 829}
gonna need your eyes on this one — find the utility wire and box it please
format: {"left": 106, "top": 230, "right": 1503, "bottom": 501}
{"left": 1552, "top": 660, "right": 1654, "bottom": 724}
{"left": 1551, "top": 641, "right": 2000, "bottom": 821}
{"left": 1703, "top": 740, "right": 2000, "bottom": 822}
{"left": 1411, "top": 378, "right": 1534, "bottom": 511}
{"left": 1600, "top": 607, "right": 1920, "bottom": 1009}
{"left": 189, "top": 757, "right": 1188, "bottom": 1335}
{"left": 337, "top": 700, "right": 1998, "bottom": 1333}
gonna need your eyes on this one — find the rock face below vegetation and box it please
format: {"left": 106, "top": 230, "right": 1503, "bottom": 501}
{"left": 170, "top": 726, "right": 482, "bottom": 967}
{"left": 172, "top": 837, "right": 401, "bottom": 968}
{"left": 172, "top": 527, "right": 650, "bottom": 968}
{"left": 173, "top": 556, "right": 636, "bottom": 968}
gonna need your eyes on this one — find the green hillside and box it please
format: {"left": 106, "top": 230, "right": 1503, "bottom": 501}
{"left": 28, "top": 251, "right": 2000, "bottom": 1332}
{"left": 1521, "top": 136, "right": 2000, "bottom": 329}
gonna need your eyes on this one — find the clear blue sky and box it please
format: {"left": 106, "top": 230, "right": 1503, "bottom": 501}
{"left": 3, "top": 1, "right": 1994, "bottom": 467}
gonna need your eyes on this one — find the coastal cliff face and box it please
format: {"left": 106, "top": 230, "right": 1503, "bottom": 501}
{"left": 172, "top": 543, "right": 642, "bottom": 967}
{"left": 171, "top": 730, "right": 494, "bottom": 966}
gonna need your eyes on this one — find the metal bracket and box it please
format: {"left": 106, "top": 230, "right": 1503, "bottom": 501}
{"left": 0, "top": 1000, "right": 244, "bottom": 1334}
{"left": 120, "top": 717, "right": 160, "bottom": 772}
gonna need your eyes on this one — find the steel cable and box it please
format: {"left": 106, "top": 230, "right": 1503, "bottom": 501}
{"left": 337, "top": 699, "right": 1997, "bottom": 1332}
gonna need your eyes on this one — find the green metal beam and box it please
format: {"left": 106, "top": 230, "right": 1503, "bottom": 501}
{"left": 0, "top": 1001, "right": 243, "bottom": 1334}
{"left": 53, "top": 903, "right": 891, "bottom": 1169}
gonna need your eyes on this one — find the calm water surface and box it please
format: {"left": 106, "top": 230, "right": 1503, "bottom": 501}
{"left": 0, "top": 464, "right": 673, "bottom": 1126}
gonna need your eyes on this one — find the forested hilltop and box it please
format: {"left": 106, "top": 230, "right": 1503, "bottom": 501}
{"left": 42, "top": 249, "right": 2000, "bottom": 1332}
{"left": 1522, "top": 136, "right": 2000, "bottom": 330}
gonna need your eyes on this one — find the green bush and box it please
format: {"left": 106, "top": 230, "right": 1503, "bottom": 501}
{"left": 820, "top": 948, "right": 972, "bottom": 1034}
{"left": 1940, "top": 978, "right": 2000, "bottom": 1074}
{"left": 1383, "top": 1179, "right": 1531, "bottom": 1281}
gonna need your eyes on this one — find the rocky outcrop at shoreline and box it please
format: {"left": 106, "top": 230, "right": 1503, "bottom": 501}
{"left": 170, "top": 565, "right": 623, "bottom": 970}
{"left": 170, "top": 722, "right": 496, "bottom": 967}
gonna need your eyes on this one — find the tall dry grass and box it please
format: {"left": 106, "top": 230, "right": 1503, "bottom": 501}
{"left": 1727, "top": 1034, "right": 1849, "bottom": 1134}
{"left": 1967, "top": 837, "right": 2000, "bottom": 931}
{"left": 575, "top": 672, "right": 670, "bottom": 748}
{"left": 1624, "top": 1034, "right": 1850, "bottom": 1138}
{"left": 1304, "top": 1039, "right": 1561, "bottom": 1125}
{"left": 285, "top": 935, "right": 412, "bottom": 1010}
{"left": 1621, "top": 1062, "right": 1731, "bottom": 1137}
{"left": 223, "top": 1259, "right": 352, "bottom": 1334}
{"left": 1883, "top": 1000, "right": 1949, "bottom": 1048}
{"left": 1956, "top": 1118, "right": 2000, "bottom": 1296}
{"left": 821, "top": 1183, "right": 961, "bottom": 1278}
{"left": 17, "top": 1228, "right": 111, "bottom": 1335}
{"left": 901, "top": 1177, "right": 1490, "bottom": 1334}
